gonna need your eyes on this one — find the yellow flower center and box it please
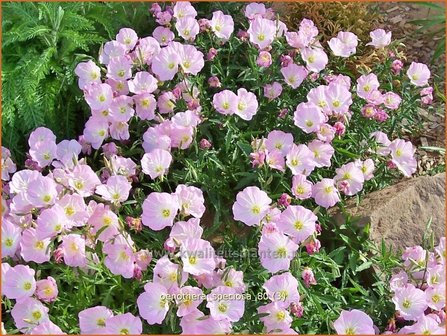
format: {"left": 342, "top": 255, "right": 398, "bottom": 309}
{"left": 258, "top": 34, "right": 265, "bottom": 41}
{"left": 189, "top": 256, "right": 197, "bottom": 265}
{"left": 218, "top": 303, "right": 228, "bottom": 313}
{"left": 345, "top": 327, "right": 356, "bottom": 335}
{"left": 142, "top": 99, "right": 150, "bottom": 107}
{"left": 363, "top": 85, "right": 370, "bottom": 92}
{"left": 98, "top": 129, "right": 106, "bottom": 137}
{"left": 96, "top": 318, "right": 106, "bottom": 327}
{"left": 168, "top": 63, "right": 175, "bottom": 70}
{"left": 183, "top": 61, "right": 191, "bottom": 69}
{"left": 43, "top": 153, "right": 51, "bottom": 160}
{"left": 324, "top": 186, "right": 333, "bottom": 194}
{"left": 305, "top": 120, "right": 313, "bottom": 127}
{"left": 343, "top": 172, "right": 351, "bottom": 180}
{"left": 224, "top": 280, "right": 233, "bottom": 287}
{"left": 432, "top": 294, "right": 441, "bottom": 303}
{"left": 120, "top": 328, "right": 129, "bottom": 335}
{"left": 98, "top": 95, "right": 106, "bottom": 102}
{"left": 65, "top": 206, "right": 75, "bottom": 216}
{"left": 117, "top": 70, "right": 125, "bottom": 78}
{"left": 5, "top": 238, "right": 13, "bottom": 247}
{"left": 296, "top": 186, "right": 305, "bottom": 195}
{"left": 252, "top": 205, "right": 261, "bottom": 215}
{"left": 402, "top": 299, "right": 411, "bottom": 309}
{"left": 23, "top": 282, "right": 32, "bottom": 291}
{"left": 103, "top": 216, "right": 112, "bottom": 226}
{"left": 222, "top": 102, "right": 230, "bottom": 109}
{"left": 276, "top": 247, "right": 287, "bottom": 258}
{"left": 35, "top": 241, "right": 44, "bottom": 250}
{"left": 32, "top": 310, "right": 42, "bottom": 320}
{"left": 276, "top": 311, "right": 286, "bottom": 321}
{"left": 42, "top": 195, "right": 52, "bottom": 203}
{"left": 162, "top": 209, "right": 171, "bottom": 218}
{"left": 294, "top": 220, "right": 303, "bottom": 230}
{"left": 333, "top": 100, "right": 340, "bottom": 108}
{"left": 307, "top": 55, "right": 315, "bottom": 63}
{"left": 396, "top": 149, "right": 402, "bottom": 157}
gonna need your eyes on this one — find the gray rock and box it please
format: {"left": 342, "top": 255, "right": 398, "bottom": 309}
{"left": 331, "top": 173, "right": 445, "bottom": 252}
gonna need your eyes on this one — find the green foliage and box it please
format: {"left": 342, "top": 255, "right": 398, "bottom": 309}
{"left": 1, "top": 2, "right": 151, "bottom": 162}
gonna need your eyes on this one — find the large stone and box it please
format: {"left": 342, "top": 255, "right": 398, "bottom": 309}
{"left": 331, "top": 173, "right": 446, "bottom": 251}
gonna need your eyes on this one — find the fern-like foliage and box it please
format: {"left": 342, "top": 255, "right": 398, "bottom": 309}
{"left": 2, "top": 2, "right": 150, "bottom": 162}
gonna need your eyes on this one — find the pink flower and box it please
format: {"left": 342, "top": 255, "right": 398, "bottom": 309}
{"left": 175, "top": 184, "right": 206, "bottom": 218}
{"left": 245, "top": 2, "right": 266, "bottom": 19}
{"left": 208, "top": 76, "right": 221, "bottom": 88}
{"left": 265, "top": 130, "right": 293, "bottom": 156}
{"left": 392, "top": 59, "right": 404, "bottom": 74}
{"left": 206, "top": 286, "right": 245, "bottom": 322}
{"left": 366, "top": 29, "right": 392, "bottom": 48}
{"left": 266, "top": 150, "right": 285, "bottom": 172}
{"left": 11, "top": 297, "right": 49, "bottom": 330}
{"left": 83, "top": 117, "right": 109, "bottom": 149}
{"left": 281, "top": 63, "right": 308, "bottom": 89}
{"left": 407, "top": 62, "right": 430, "bottom": 86}
{"left": 29, "top": 321, "right": 65, "bottom": 335}
{"left": 170, "top": 218, "right": 203, "bottom": 244}
{"left": 29, "top": 140, "right": 57, "bottom": 168}
{"left": 2, "top": 218, "right": 21, "bottom": 257}
{"left": 213, "top": 90, "right": 238, "bottom": 115}
{"left": 20, "top": 228, "right": 51, "bottom": 263}
{"left": 263, "top": 271, "right": 300, "bottom": 306}
{"left": 334, "top": 121, "right": 346, "bottom": 136}
{"left": 301, "top": 267, "right": 317, "bottom": 287}
{"left": 301, "top": 46, "right": 328, "bottom": 73}
{"left": 151, "top": 45, "right": 181, "bottom": 81}
{"left": 388, "top": 139, "right": 417, "bottom": 177}
{"left": 247, "top": 17, "right": 276, "bottom": 49}
{"left": 235, "top": 88, "right": 258, "bottom": 121}
{"left": 175, "top": 286, "right": 204, "bottom": 317}
{"left": 383, "top": 92, "right": 402, "bottom": 110}
{"left": 312, "top": 178, "right": 340, "bottom": 208}
{"left": 156, "top": 11, "right": 172, "bottom": 26}
{"left": 133, "top": 36, "right": 161, "bottom": 65}
{"left": 393, "top": 284, "right": 428, "bottom": 321}
{"left": 79, "top": 306, "right": 114, "bottom": 334}
{"left": 137, "top": 282, "right": 170, "bottom": 325}
{"left": 425, "top": 283, "right": 446, "bottom": 311}
{"left": 357, "top": 73, "right": 380, "bottom": 100}
{"left": 173, "top": 1, "right": 197, "bottom": 19}
{"left": 105, "top": 313, "right": 142, "bottom": 335}
{"left": 317, "top": 123, "right": 336, "bottom": 142}
{"left": 106, "top": 56, "right": 132, "bottom": 81}
{"left": 128, "top": 71, "right": 158, "bottom": 94}
{"left": 175, "top": 17, "right": 199, "bottom": 41}
{"left": 277, "top": 205, "right": 317, "bottom": 242}
{"left": 354, "top": 159, "right": 375, "bottom": 181}
{"left": 3, "top": 264, "right": 36, "bottom": 300}
{"left": 103, "top": 238, "right": 135, "bottom": 278}
{"left": 75, "top": 60, "right": 101, "bottom": 89}
{"left": 333, "top": 309, "right": 375, "bottom": 334}
{"left": 264, "top": 82, "right": 283, "bottom": 100}
{"left": 326, "top": 82, "right": 352, "bottom": 114}
{"left": 210, "top": 10, "right": 234, "bottom": 40}
{"left": 99, "top": 40, "right": 127, "bottom": 65}
{"left": 207, "top": 47, "right": 218, "bottom": 60}
{"left": 308, "top": 140, "right": 334, "bottom": 168}
{"left": 84, "top": 83, "right": 113, "bottom": 111}
{"left": 328, "top": 31, "right": 358, "bottom": 57}
{"left": 292, "top": 174, "right": 313, "bottom": 200}
{"left": 153, "top": 255, "right": 188, "bottom": 290}
{"left": 153, "top": 26, "right": 175, "bottom": 46}
{"left": 116, "top": 28, "right": 138, "bottom": 51}
{"left": 258, "top": 302, "right": 292, "bottom": 332}
{"left": 334, "top": 162, "right": 365, "bottom": 196}
{"left": 180, "top": 238, "right": 216, "bottom": 275}
{"left": 285, "top": 144, "right": 315, "bottom": 176}
{"left": 68, "top": 164, "right": 101, "bottom": 197}
{"left": 36, "top": 204, "right": 66, "bottom": 239}
{"left": 134, "top": 93, "right": 156, "bottom": 120}
{"left": 258, "top": 232, "right": 298, "bottom": 273}
{"left": 26, "top": 175, "right": 58, "bottom": 208}
{"left": 60, "top": 234, "right": 87, "bottom": 267}
{"left": 141, "top": 149, "right": 172, "bottom": 179}
{"left": 405, "top": 315, "right": 445, "bottom": 335}
{"left": 232, "top": 186, "right": 272, "bottom": 226}
{"left": 142, "top": 192, "right": 179, "bottom": 230}
{"left": 96, "top": 175, "right": 132, "bottom": 204}
{"left": 361, "top": 104, "right": 377, "bottom": 119}
{"left": 257, "top": 50, "right": 272, "bottom": 67}
{"left": 294, "top": 102, "right": 325, "bottom": 133}
{"left": 35, "top": 276, "right": 58, "bottom": 302}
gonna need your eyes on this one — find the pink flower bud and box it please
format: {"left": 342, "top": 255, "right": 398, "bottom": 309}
{"left": 301, "top": 267, "right": 317, "bottom": 287}
{"left": 101, "top": 142, "right": 118, "bottom": 158}
{"left": 280, "top": 55, "right": 293, "bottom": 67}
{"left": 333, "top": 122, "right": 346, "bottom": 136}
{"left": 126, "top": 216, "right": 142, "bottom": 232}
{"left": 309, "top": 73, "right": 319, "bottom": 82}
{"left": 53, "top": 246, "right": 64, "bottom": 263}
{"left": 421, "top": 94, "right": 433, "bottom": 105}
{"left": 135, "top": 249, "right": 152, "bottom": 271}
{"left": 373, "top": 108, "right": 389, "bottom": 122}
{"left": 305, "top": 239, "right": 321, "bottom": 255}
{"left": 164, "top": 237, "right": 177, "bottom": 253}
{"left": 290, "top": 302, "right": 304, "bottom": 318}
{"left": 133, "top": 264, "right": 143, "bottom": 281}
{"left": 315, "top": 223, "right": 322, "bottom": 234}
{"left": 278, "top": 193, "right": 292, "bottom": 207}
{"left": 208, "top": 76, "right": 221, "bottom": 88}
{"left": 199, "top": 138, "right": 212, "bottom": 149}
{"left": 387, "top": 160, "right": 397, "bottom": 169}
{"left": 391, "top": 59, "right": 403, "bottom": 74}
{"left": 149, "top": 3, "right": 162, "bottom": 16}
{"left": 78, "top": 135, "right": 92, "bottom": 155}
{"left": 187, "top": 98, "right": 201, "bottom": 110}
{"left": 207, "top": 48, "right": 218, "bottom": 61}
{"left": 257, "top": 51, "right": 272, "bottom": 68}
{"left": 249, "top": 151, "right": 266, "bottom": 168}
{"left": 198, "top": 18, "right": 210, "bottom": 32}
{"left": 237, "top": 29, "right": 249, "bottom": 41}
{"left": 278, "top": 108, "right": 289, "bottom": 119}
{"left": 172, "top": 87, "right": 182, "bottom": 99}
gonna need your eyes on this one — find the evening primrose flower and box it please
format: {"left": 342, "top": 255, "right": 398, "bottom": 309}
{"left": 1, "top": 218, "right": 21, "bottom": 257}
{"left": 265, "top": 130, "right": 294, "bottom": 156}
{"left": 105, "top": 313, "right": 142, "bottom": 335}
{"left": 356, "top": 73, "right": 380, "bottom": 100}
{"left": 328, "top": 31, "right": 358, "bottom": 57}
{"left": 235, "top": 88, "right": 258, "bottom": 121}
{"left": 263, "top": 272, "right": 300, "bottom": 306}
{"left": 170, "top": 218, "right": 203, "bottom": 243}
{"left": 232, "top": 186, "right": 272, "bottom": 226}
{"left": 29, "top": 140, "right": 57, "bottom": 168}
{"left": 180, "top": 238, "right": 216, "bottom": 275}
{"left": 425, "top": 283, "right": 446, "bottom": 311}
{"left": 60, "top": 234, "right": 87, "bottom": 267}
{"left": 308, "top": 140, "right": 334, "bottom": 168}
{"left": 151, "top": 45, "right": 181, "bottom": 81}
{"left": 281, "top": 63, "right": 308, "bottom": 89}
{"left": 96, "top": 175, "right": 132, "bottom": 204}
{"left": 141, "top": 149, "right": 172, "bottom": 180}
{"left": 301, "top": 46, "right": 328, "bottom": 73}
{"left": 292, "top": 174, "right": 313, "bottom": 200}
{"left": 405, "top": 315, "right": 445, "bottom": 335}
{"left": 3, "top": 264, "right": 36, "bottom": 300}
{"left": 74, "top": 60, "right": 101, "bottom": 89}
{"left": 210, "top": 10, "right": 234, "bottom": 40}
{"left": 312, "top": 178, "right": 340, "bottom": 208}
{"left": 35, "top": 276, "right": 58, "bottom": 302}
{"left": 173, "top": 1, "right": 197, "bottom": 19}
{"left": 247, "top": 16, "right": 276, "bottom": 49}
{"left": 116, "top": 27, "right": 138, "bottom": 51}
{"left": 175, "top": 286, "right": 204, "bottom": 317}
{"left": 106, "top": 56, "right": 132, "bottom": 81}
{"left": 11, "top": 297, "right": 49, "bottom": 330}
{"left": 294, "top": 102, "right": 325, "bottom": 134}
{"left": 142, "top": 192, "right": 179, "bottom": 230}
{"left": 153, "top": 26, "right": 175, "bottom": 46}
{"left": 79, "top": 306, "right": 114, "bottom": 334}
{"left": 20, "top": 228, "right": 51, "bottom": 264}
{"left": 264, "top": 82, "right": 283, "bottom": 100}
{"left": 175, "top": 184, "right": 206, "bottom": 218}
{"left": 354, "top": 159, "right": 375, "bottom": 181}
{"left": 29, "top": 321, "right": 66, "bottom": 335}
{"left": 153, "top": 255, "right": 188, "bottom": 291}
{"left": 326, "top": 82, "right": 352, "bottom": 115}
{"left": 333, "top": 309, "right": 375, "bottom": 334}
{"left": 175, "top": 17, "right": 199, "bottom": 41}
{"left": 84, "top": 83, "right": 113, "bottom": 111}
{"left": 36, "top": 204, "right": 67, "bottom": 239}
{"left": 134, "top": 93, "right": 156, "bottom": 120}
{"left": 26, "top": 175, "right": 58, "bottom": 208}
{"left": 388, "top": 139, "right": 417, "bottom": 177}
{"left": 258, "top": 302, "right": 293, "bottom": 332}
{"left": 83, "top": 117, "right": 109, "bottom": 149}
{"left": 366, "top": 29, "right": 392, "bottom": 48}
{"left": 206, "top": 286, "right": 245, "bottom": 322}
{"left": 334, "top": 162, "right": 365, "bottom": 196}
{"left": 407, "top": 62, "right": 431, "bottom": 87}
{"left": 213, "top": 90, "right": 238, "bottom": 115}
{"left": 285, "top": 144, "right": 315, "bottom": 176}
{"left": 103, "top": 238, "right": 135, "bottom": 278}
{"left": 277, "top": 205, "right": 317, "bottom": 242}
{"left": 392, "top": 284, "right": 428, "bottom": 321}
{"left": 137, "top": 282, "right": 170, "bottom": 325}
{"left": 258, "top": 231, "right": 298, "bottom": 273}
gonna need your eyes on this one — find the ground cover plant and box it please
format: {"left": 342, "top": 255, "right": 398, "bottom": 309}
{"left": 1, "top": 2, "right": 445, "bottom": 335}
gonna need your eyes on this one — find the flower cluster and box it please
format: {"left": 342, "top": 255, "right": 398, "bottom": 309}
{"left": 1, "top": 1, "right": 439, "bottom": 334}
